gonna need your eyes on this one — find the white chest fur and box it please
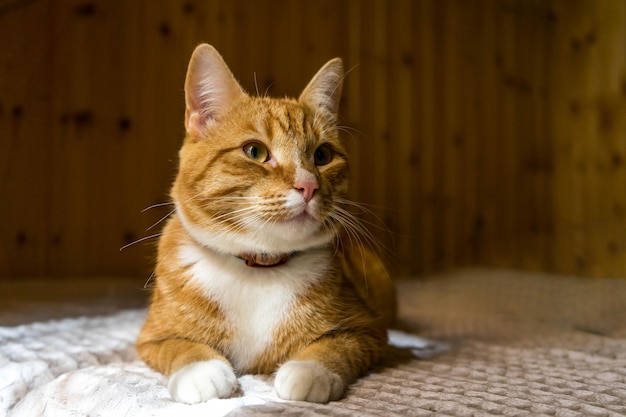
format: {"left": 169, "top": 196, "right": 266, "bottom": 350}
{"left": 178, "top": 243, "right": 330, "bottom": 371}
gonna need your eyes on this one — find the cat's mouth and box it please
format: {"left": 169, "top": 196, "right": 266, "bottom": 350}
{"left": 284, "top": 204, "right": 324, "bottom": 226}
{"left": 289, "top": 210, "right": 314, "bottom": 223}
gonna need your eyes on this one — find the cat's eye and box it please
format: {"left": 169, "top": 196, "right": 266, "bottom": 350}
{"left": 314, "top": 144, "right": 333, "bottom": 166}
{"left": 242, "top": 142, "right": 270, "bottom": 162}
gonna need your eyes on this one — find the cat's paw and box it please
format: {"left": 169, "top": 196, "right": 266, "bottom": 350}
{"left": 274, "top": 360, "right": 345, "bottom": 403}
{"left": 168, "top": 360, "right": 238, "bottom": 404}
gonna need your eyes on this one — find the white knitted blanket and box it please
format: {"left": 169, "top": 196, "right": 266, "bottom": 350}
{"left": 0, "top": 310, "right": 443, "bottom": 417}
{"left": 2, "top": 309, "right": 626, "bottom": 416}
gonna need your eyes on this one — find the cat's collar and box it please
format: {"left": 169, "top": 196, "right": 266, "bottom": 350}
{"left": 237, "top": 252, "right": 295, "bottom": 268}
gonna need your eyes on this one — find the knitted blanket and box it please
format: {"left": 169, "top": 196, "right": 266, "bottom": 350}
{"left": 2, "top": 270, "right": 626, "bottom": 416}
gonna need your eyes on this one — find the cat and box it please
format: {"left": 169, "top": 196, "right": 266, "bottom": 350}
{"left": 136, "top": 43, "right": 396, "bottom": 404}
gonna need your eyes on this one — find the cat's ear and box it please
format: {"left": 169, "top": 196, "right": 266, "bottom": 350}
{"left": 184, "top": 44, "right": 246, "bottom": 136}
{"left": 299, "top": 58, "right": 344, "bottom": 122}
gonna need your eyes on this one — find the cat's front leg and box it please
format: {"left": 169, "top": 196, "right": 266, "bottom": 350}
{"left": 136, "top": 338, "right": 238, "bottom": 404}
{"left": 274, "top": 332, "right": 384, "bottom": 403}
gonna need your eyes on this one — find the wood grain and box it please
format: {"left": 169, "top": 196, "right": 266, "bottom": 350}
{"left": 1, "top": 0, "right": 624, "bottom": 279}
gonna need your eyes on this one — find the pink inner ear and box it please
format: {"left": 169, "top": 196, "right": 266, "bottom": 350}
{"left": 185, "top": 111, "right": 204, "bottom": 135}
{"left": 184, "top": 44, "right": 247, "bottom": 136}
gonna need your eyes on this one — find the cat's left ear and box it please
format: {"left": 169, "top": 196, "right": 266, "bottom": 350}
{"left": 299, "top": 58, "right": 344, "bottom": 123}
{"left": 184, "top": 44, "right": 247, "bottom": 136}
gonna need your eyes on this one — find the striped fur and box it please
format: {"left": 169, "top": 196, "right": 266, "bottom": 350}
{"left": 136, "top": 44, "right": 396, "bottom": 404}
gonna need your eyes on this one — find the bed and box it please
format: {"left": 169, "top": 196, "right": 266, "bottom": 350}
{"left": 2, "top": 269, "right": 626, "bottom": 416}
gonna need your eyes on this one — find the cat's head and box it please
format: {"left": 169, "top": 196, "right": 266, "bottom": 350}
{"left": 172, "top": 44, "right": 349, "bottom": 258}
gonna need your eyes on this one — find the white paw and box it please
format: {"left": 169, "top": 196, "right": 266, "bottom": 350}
{"left": 168, "top": 360, "right": 238, "bottom": 404}
{"left": 274, "top": 360, "right": 345, "bottom": 403}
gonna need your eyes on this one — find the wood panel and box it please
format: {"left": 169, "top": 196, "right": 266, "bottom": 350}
{"left": 0, "top": 0, "right": 624, "bottom": 279}
{"left": 549, "top": 0, "right": 626, "bottom": 277}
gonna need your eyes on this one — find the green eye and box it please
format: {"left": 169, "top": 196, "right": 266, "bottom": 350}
{"left": 314, "top": 144, "right": 333, "bottom": 166}
{"left": 243, "top": 142, "right": 270, "bottom": 162}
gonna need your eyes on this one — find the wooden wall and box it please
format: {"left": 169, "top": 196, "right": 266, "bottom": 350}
{"left": 1, "top": 0, "right": 625, "bottom": 279}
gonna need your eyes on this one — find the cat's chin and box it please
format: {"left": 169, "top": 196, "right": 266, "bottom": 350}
{"left": 178, "top": 211, "right": 334, "bottom": 257}
{"left": 271, "top": 215, "right": 326, "bottom": 242}
{"left": 245, "top": 218, "right": 334, "bottom": 254}
{"left": 282, "top": 210, "right": 319, "bottom": 228}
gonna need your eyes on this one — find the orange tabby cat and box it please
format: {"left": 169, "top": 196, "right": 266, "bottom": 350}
{"left": 136, "top": 43, "right": 396, "bottom": 404}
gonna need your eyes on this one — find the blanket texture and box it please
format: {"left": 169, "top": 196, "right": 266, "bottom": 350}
{"left": 0, "top": 311, "right": 444, "bottom": 417}
{"left": 2, "top": 270, "right": 626, "bottom": 416}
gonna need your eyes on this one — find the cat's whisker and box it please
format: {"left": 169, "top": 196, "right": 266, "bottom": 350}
{"left": 334, "top": 211, "right": 368, "bottom": 250}
{"left": 334, "top": 216, "right": 367, "bottom": 274}
{"left": 147, "top": 208, "right": 177, "bottom": 231}
{"left": 257, "top": 210, "right": 283, "bottom": 235}
{"left": 195, "top": 197, "right": 266, "bottom": 215}
{"left": 144, "top": 242, "right": 183, "bottom": 289}
{"left": 331, "top": 205, "right": 386, "bottom": 256}
{"left": 196, "top": 195, "right": 262, "bottom": 201}
{"left": 321, "top": 218, "right": 342, "bottom": 257}
{"left": 139, "top": 200, "right": 178, "bottom": 233}
{"left": 142, "top": 201, "right": 176, "bottom": 212}
{"left": 183, "top": 191, "right": 209, "bottom": 204}
{"left": 334, "top": 124, "right": 361, "bottom": 135}
{"left": 332, "top": 125, "right": 362, "bottom": 143}
{"left": 334, "top": 198, "right": 392, "bottom": 235}
{"left": 329, "top": 210, "right": 372, "bottom": 284}
{"left": 336, "top": 210, "right": 388, "bottom": 237}
{"left": 199, "top": 216, "right": 250, "bottom": 236}
{"left": 211, "top": 206, "right": 258, "bottom": 222}
{"left": 144, "top": 269, "right": 156, "bottom": 289}
{"left": 205, "top": 207, "right": 266, "bottom": 236}
{"left": 182, "top": 193, "right": 257, "bottom": 212}
{"left": 220, "top": 210, "right": 274, "bottom": 232}
{"left": 119, "top": 233, "right": 162, "bottom": 251}
{"left": 335, "top": 197, "right": 389, "bottom": 211}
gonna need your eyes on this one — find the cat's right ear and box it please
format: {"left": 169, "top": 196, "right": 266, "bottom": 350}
{"left": 184, "top": 44, "right": 246, "bottom": 136}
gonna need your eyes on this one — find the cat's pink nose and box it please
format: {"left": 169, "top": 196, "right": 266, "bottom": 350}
{"left": 294, "top": 179, "right": 319, "bottom": 202}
